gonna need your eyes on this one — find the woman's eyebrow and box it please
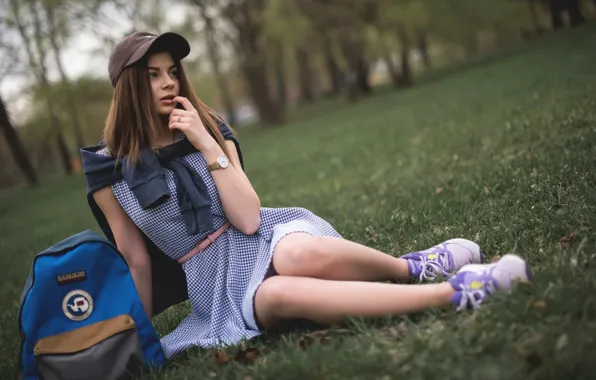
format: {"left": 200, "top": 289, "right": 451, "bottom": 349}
{"left": 148, "top": 65, "right": 177, "bottom": 71}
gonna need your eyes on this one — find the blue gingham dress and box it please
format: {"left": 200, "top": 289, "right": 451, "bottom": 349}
{"left": 96, "top": 137, "right": 341, "bottom": 359}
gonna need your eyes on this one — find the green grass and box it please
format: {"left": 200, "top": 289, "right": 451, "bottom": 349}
{"left": 3, "top": 24, "right": 596, "bottom": 379}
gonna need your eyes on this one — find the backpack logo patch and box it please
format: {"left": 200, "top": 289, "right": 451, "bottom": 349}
{"left": 56, "top": 270, "right": 87, "bottom": 285}
{"left": 62, "top": 290, "right": 94, "bottom": 321}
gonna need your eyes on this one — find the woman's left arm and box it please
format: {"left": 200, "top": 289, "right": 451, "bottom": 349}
{"left": 202, "top": 141, "right": 261, "bottom": 235}
{"left": 169, "top": 96, "right": 261, "bottom": 235}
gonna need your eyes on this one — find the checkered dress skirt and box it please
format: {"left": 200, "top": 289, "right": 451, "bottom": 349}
{"left": 97, "top": 144, "right": 341, "bottom": 359}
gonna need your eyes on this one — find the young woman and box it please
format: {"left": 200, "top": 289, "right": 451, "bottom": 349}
{"left": 81, "top": 31, "right": 532, "bottom": 360}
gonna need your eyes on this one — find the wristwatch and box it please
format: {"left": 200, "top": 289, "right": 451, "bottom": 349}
{"left": 208, "top": 154, "right": 229, "bottom": 172}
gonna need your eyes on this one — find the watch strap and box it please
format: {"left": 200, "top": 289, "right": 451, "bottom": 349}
{"left": 207, "top": 161, "right": 220, "bottom": 172}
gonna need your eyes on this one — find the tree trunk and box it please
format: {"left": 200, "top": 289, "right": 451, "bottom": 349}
{"left": 416, "top": 27, "right": 430, "bottom": 70}
{"left": 397, "top": 24, "right": 413, "bottom": 88}
{"left": 339, "top": 35, "right": 370, "bottom": 102}
{"left": 224, "top": 0, "right": 284, "bottom": 125}
{"left": 197, "top": 2, "right": 237, "bottom": 125}
{"left": 384, "top": 54, "right": 400, "bottom": 87}
{"left": 547, "top": 0, "right": 586, "bottom": 29}
{"left": 30, "top": 0, "right": 73, "bottom": 174}
{"left": 273, "top": 41, "right": 286, "bottom": 109}
{"left": 242, "top": 61, "right": 284, "bottom": 125}
{"left": 49, "top": 110, "right": 73, "bottom": 175}
{"left": 566, "top": 0, "right": 586, "bottom": 26}
{"left": 547, "top": 0, "right": 565, "bottom": 29}
{"left": 356, "top": 54, "right": 371, "bottom": 94}
{"left": 322, "top": 33, "right": 342, "bottom": 94}
{"left": 0, "top": 95, "right": 38, "bottom": 186}
{"left": 296, "top": 47, "right": 314, "bottom": 103}
{"left": 45, "top": 2, "right": 85, "bottom": 150}
{"left": 528, "top": 0, "right": 542, "bottom": 34}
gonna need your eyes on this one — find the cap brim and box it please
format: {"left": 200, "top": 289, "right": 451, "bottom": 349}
{"left": 125, "top": 32, "right": 191, "bottom": 68}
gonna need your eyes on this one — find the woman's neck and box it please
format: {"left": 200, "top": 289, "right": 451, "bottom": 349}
{"left": 152, "top": 116, "right": 176, "bottom": 148}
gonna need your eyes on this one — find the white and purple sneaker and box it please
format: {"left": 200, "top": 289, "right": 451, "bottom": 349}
{"left": 401, "top": 239, "right": 483, "bottom": 282}
{"left": 448, "top": 254, "right": 532, "bottom": 311}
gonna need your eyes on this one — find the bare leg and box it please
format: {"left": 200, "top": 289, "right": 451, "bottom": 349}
{"left": 272, "top": 233, "right": 411, "bottom": 282}
{"left": 254, "top": 275, "right": 455, "bottom": 328}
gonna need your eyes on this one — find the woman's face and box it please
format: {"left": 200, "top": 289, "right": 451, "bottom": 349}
{"left": 147, "top": 51, "right": 180, "bottom": 116}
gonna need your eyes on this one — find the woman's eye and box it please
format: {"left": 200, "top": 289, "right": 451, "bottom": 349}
{"left": 149, "top": 72, "right": 158, "bottom": 78}
{"left": 170, "top": 70, "right": 178, "bottom": 78}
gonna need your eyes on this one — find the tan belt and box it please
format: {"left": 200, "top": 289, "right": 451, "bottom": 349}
{"left": 177, "top": 222, "right": 231, "bottom": 264}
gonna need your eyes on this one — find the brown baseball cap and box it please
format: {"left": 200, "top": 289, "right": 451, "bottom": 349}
{"left": 108, "top": 31, "right": 191, "bottom": 87}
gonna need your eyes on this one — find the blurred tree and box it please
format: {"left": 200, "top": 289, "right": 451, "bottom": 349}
{"left": 321, "top": 32, "right": 343, "bottom": 95}
{"left": 272, "top": 41, "right": 287, "bottom": 109}
{"left": 0, "top": 14, "right": 38, "bottom": 186}
{"left": 362, "top": 0, "right": 427, "bottom": 88}
{"left": 221, "top": 0, "right": 285, "bottom": 125}
{"left": 8, "top": 0, "right": 73, "bottom": 175}
{"left": 262, "top": 0, "right": 317, "bottom": 105}
{"left": 527, "top": 0, "right": 546, "bottom": 36}
{"left": 116, "top": 0, "right": 167, "bottom": 33}
{"left": 0, "top": 95, "right": 39, "bottom": 187}
{"left": 296, "top": 0, "right": 372, "bottom": 102}
{"left": 43, "top": 0, "right": 86, "bottom": 150}
{"left": 28, "top": 75, "right": 114, "bottom": 146}
{"left": 188, "top": 0, "right": 237, "bottom": 125}
{"left": 295, "top": 46, "right": 314, "bottom": 103}
{"left": 541, "top": 0, "right": 586, "bottom": 29}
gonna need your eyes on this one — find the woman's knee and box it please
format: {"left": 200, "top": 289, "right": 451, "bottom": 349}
{"left": 272, "top": 233, "right": 329, "bottom": 275}
{"left": 254, "top": 276, "right": 294, "bottom": 326}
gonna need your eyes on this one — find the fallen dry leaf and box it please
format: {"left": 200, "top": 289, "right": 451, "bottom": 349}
{"left": 332, "top": 328, "right": 352, "bottom": 335}
{"left": 560, "top": 232, "right": 576, "bottom": 244}
{"left": 298, "top": 330, "right": 331, "bottom": 349}
{"left": 380, "top": 326, "right": 399, "bottom": 338}
{"left": 533, "top": 300, "right": 547, "bottom": 310}
{"left": 380, "top": 322, "right": 407, "bottom": 339}
{"left": 491, "top": 256, "right": 501, "bottom": 263}
{"left": 298, "top": 335, "right": 314, "bottom": 349}
{"left": 234, "top": 346, "right": 261, "bottom": 365}
{"left": 213, "top": 350, "right": 229, "bottom": 365}
{"left": 435, "top": 187, "right": 444, "bottom": 194}
{"left": 311, "top": 330, "right": 330, "bottom": 338}
{"left": 483, "top": 186, "right": 490, "bottom": 194}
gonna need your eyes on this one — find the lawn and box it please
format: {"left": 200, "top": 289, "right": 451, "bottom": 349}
{"left": 2, "top": 24, "right": 596, "bottom": 380}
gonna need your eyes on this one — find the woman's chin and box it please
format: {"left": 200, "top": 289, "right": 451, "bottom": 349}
{"left": 157, "top": 104, "right": 176, "bottom": 115}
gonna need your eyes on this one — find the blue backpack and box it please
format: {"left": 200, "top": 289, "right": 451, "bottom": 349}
{"left": 17, "top": 230, "right": 166, "bottom": 380}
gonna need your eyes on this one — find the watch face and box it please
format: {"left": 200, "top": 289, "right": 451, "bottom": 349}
{"left": 218, "top": 155, "right": 229, "bottom": 168}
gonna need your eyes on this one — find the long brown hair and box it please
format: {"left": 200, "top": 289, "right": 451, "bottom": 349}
{"left": 103, "top": 52, "right": 234, "bottom": 165}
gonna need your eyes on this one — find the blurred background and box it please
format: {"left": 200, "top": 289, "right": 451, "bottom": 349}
{"left": 1, "top": 0, "right": 594, "bottom": 190}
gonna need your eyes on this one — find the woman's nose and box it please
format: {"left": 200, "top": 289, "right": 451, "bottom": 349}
{"left": 163, "top": 75, "right": 175, "bottom": 88}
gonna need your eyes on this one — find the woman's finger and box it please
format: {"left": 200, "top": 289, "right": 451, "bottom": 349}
{"left": 169, "top": 109, "right": 192, "bottom": 119}
{"left": 172, "top": 96, "right": 196, "bottom": 112}
{"left": 170, "top": 118, "right": 195, "bottom": 128}
{"left": 169, "top": 115, "right": 194, "bottom": 126}
{"left": 169, "top": 121, "right": 186, "bottom": 131}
